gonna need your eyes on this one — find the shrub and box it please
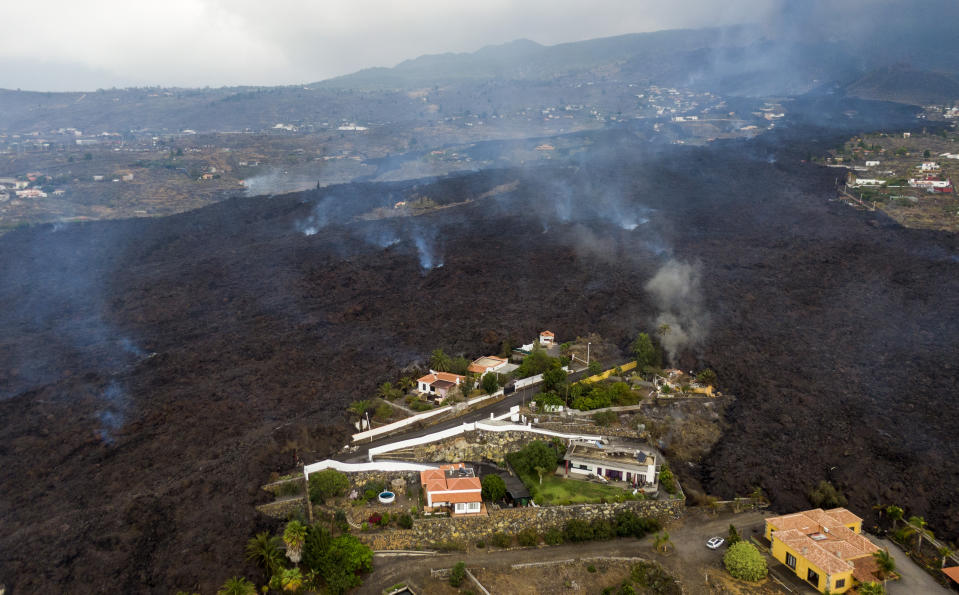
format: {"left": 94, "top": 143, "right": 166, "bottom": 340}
{"left": 593, "top": 410, "right": 619, "bottom": 426}
{"left": 374, "top": 402, "right": 393, "bottom": 419}
{"left": 481, "top": 474, "right": 507, "bottom": 502}
{"left": 587, "top": 564, "right": 597, "bottom": 573}
{"left": 563, "top": 519, "right": 595, "bottom": 542}
{"left": 631, "top": 561, "right": 681, "bottom": 594}
{"left": 728, "top": 524, "right": 741, "bottom": 545}
{"left": 449, "top": 561, "right": 467, "bottom": 588}
{"left": 613, "top": 511, "right": 661, "bottom": 538}
{"left": 592, "top": 519, "right": 615, "bottom": 540}
{"left": 658, "top": 465, "right": 677, "bottom": 495}
{"left": 397, "top": 514, "right": 413, "bottom": 529}
{"left": 544, "top": 527, "right": 564, "bottom": 545}
{"left": 491, "top": 532, "right": 512, "bottom": 548}
{"left": 723, "top": 542, "right": 768, "bottom": 581}
{"left": 367, "top": 512, "right": 382, "bottom": 525}
{"left": 809, "top": 480, "right": 847, "bottom": 508}
{"left": 308, "top": 469, "right": 350, "bottom": 504}
{"left": 517, "top": 528, "right": 539, "bottom": 547}
{"left": 475, "top": 540, "right": 486, "bottom": 548}
{"left": 433, "top": 540, "right": 467, "bottom": 552}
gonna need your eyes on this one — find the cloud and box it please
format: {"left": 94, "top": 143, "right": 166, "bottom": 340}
{"left": 0, "top": 0, "right": 774, "bottom": 90}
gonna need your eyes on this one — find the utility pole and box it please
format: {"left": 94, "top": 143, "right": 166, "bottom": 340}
{"left": 586, "top": 342, "right": 591, "bottom": 368}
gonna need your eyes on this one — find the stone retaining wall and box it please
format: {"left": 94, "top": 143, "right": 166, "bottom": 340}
{"left": 355, "top": 497, "right": 685, "bottom": 550}
{"left": 256, "top": 496, "right": 307, "bottom": 519}
{"left": 398, "top": 430, "right": 558, "bottom": 465}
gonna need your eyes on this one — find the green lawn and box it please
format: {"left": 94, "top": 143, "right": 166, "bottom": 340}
{"left": 519, "top": 472, "right": 638, "bottom": 505}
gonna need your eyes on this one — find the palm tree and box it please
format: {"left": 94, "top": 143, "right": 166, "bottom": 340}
{"left": 278, "top": 567, "right": 303, "bottom": 592}
{"left": 246, "top": 532, "right": 284, "bottom": 578}
{"left": 873, "top": 548, "right": 895, "bottom": 581}
{"left": 908, "top": 516, "right": 928, "bottom": 555}
{"left": 217, "top": 576, "right": 257, "bottom": 595}
{"left": 398, "top": 376, "right": 415, "bottom": 393}
{"left": 534, "top": 465, "right": 547, "bottom": 485}
{"left": 885, "top": 505, "right": 903, "bottom": 530}
{"left": 430, "top": 349, "right": 452, "bottom": 372}
{"left": 857, "top": 581, "right": 885, "bottom": 595}
{"left": 939, "top": 546, "right": 954, "bottom": 568}
{"left": 376, "top": 382, "right": 396, "bottom": 400}
{"left": 283, "top": 520, "right": 308, "bottom": 564}
{"left": 347, "top": 400, "right": 372, "bottom": 418}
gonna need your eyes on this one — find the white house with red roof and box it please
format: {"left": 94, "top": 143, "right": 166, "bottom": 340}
{"left": 420, "top": 463, "right": 483, "bottom": 515}
{"left": 416, "top": 370, "right": 465, "bottom": 400}
{"left": 539, "top": 330, "right": 555, "bottom": 346}
{"left": 467, "top": 355, "right": 509, "bottom": 376}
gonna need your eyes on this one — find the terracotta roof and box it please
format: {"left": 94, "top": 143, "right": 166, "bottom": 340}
{"left": 540, "top": 330, "right": 554, "bottom": 337}
{"left": 421, "top": 465, "right": 481, "bottom": 505}
{"left": 852, "top": 555, "right": 881, "bottom": 583}
{"left": 417, "top": 371, "right": 465, "bottom": 385}
{"left": 943, "top": 566, "right": 959, "bottom": 584}
{"left": 766, "top": 508, "right": 862, "bottom": 534}
{"left": 775, "top": 529, "right": 854, "bottom": 575}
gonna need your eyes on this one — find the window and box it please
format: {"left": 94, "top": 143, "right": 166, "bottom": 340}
{"left": 834, "top": 578, "right": 845, "bottom": 589}
{"left": 785, "top": 553, "right": 796, "bottom": 570}
{"left": 806, "top": 568, "right": 820, "bottom": 588}
{"left": 467, "top": 502, "right": 481, "bottom": 511}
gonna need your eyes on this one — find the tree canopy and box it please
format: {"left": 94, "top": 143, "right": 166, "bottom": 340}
{"left": 723, "top": 542, "right": 767, "bottom": 581}
{"left": 308, "top": 469, "right": 350, "bottom": 504}
{"left": 481, "top": 474, "right": 507, "bottom": 502}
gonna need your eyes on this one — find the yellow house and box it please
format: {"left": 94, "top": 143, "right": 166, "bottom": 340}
{"left": 765, "top": 508, "right": 880, "bottom": 593}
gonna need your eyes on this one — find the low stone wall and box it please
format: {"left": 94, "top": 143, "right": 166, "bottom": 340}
{"left": 347, "top": 470, "right": 418, "bottom": 492}
{"left": 257, "top": 496, "right": 307, "bottom": 519}
{"left": 355, "top": 497, "right": 685, "bottom": 550}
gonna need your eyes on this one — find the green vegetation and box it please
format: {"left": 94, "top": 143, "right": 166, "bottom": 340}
{"left": 808, "top": 480, "right": 847, "bottom": 508}
{"left": 858, "top": 582, "right": 885, "bottom": 595}
{"left": 544, "top": 527, "right": 564, "bottom": 545}
{"left": 587, "top": 360, "right": 603, "bottom": 375}
{"left": 873, "top": 548, "right": 896, "bottom": 579}
{"left": 397, "top": 513, "right": 413, "bottom": 529}
{"left": 481, "top": 474, "right": 507, "bottom": 502}
{"left": 491, "top": 532, "right": 512, "bottom": 548}
{"left": 449, "top": 561, "right": 467, "bottom": 587}
{"left": 570, "top": 380, "right": 640, "bottom": 411}
{"left": 517, "top": 527, "right": 539, "bottom": 546}
{"left": 592, "top": 410, "right": 619, "bottom": 426}
{"left": 308, "top": 469, "right": 350, "bottom": 504}
{"left": 728, "top": 524, "right": 741, "bottom": 545}
{"left": 430, "top": 348, "right": 452, "bottom": 372}
{"left": 530, "top": 474, "right": 638, "bottom": 505}
{"left": 696, "top": 368, "right": 717, "bottom": 387}
{"left": 245, "top": 532, "right": 284, "bottom": 578}
{"left": 632, "top": 332, "right": 662, "bottom": 370}
{"left": 481, "top": 372, "right": 499, "bottom": 394}
{"left": 515, "top": 345, "right": 562, "bottom": 378}
{"left": 658, "top": 464, "right": 678, "bottom": 495}
{"left": 216, "top": 576, "right": 256, "bottom": 595}
{"left": 723, "top": 542, "right": 767, "bottom": 581}
{"left": 347, "top": 399, "right": 373, "bottom": 417}
{"left": 283, "top": 520, "right": 308, "bottom": 564}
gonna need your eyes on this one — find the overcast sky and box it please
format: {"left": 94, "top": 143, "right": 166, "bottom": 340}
{"left": 0, "top": 0, "right": 781, "bottom": 92}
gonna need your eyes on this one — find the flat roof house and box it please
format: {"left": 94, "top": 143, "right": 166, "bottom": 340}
{"left": 420, "top": 463, "right": 483, "bottom": 515}
{"left": 563, "top": 441, "right": 659, "bottom": 492}
{"left": 764, "top": 508, "right": 880, "bottom": 593}
{"left": 467, "top": 355, "right": 509, "bottom": 375}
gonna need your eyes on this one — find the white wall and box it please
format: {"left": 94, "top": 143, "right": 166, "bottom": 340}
{"left": 303, "top": 459, "right": 437, "bottom": 481}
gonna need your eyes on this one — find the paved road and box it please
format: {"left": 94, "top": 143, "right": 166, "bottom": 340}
{"left": 342, "top": 367, "right": 589, "bottom": 462}
{"left": 875, "top": 538, "right": 951, "bottom": 595}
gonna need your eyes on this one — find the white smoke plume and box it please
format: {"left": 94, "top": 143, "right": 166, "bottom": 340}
{"left": 644, "top": 259, "right": 710, "bottom": 363}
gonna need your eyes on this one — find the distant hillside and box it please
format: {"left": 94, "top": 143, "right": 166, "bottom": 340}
{"left": 316, "top": 26, "right": 769, "bottom": 90}
{"left": 845, "top": 66, "right": 959, "bottom": 105}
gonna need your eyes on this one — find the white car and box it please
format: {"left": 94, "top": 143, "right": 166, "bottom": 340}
{"left": 706, "top": 536, "right": 725, "bottom": 549}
